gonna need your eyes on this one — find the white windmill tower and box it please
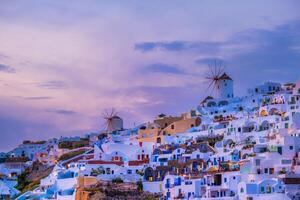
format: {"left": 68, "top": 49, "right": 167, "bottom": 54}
{"left": 205, "top": 60, "right": 234, "bottom": 99}
{"left": 102, "top": 108, "right": 123, "bottom": 134}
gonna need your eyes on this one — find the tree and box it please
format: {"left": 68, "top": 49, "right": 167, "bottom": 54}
{"left": 137, "top": 180, "right": 143, "bottom": 191}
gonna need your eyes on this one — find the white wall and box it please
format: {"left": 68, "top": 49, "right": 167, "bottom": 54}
{"left": 143, "top": 181, "right": 163, "bottom": 193}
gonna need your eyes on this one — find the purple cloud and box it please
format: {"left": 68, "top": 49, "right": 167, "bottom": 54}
{"left": 0, "top": 63, "right": 15, "bottom": 73}
{"left": 135, "top": 41, "right": 222, "bottom": 53}
{"left": 16, "top": 96, "right": 53, "bottom": 100}
{"left": 38, "top": 81, "right": 68, "bottom": 89}
{"left": 142, "top": 63, "right": 185, "bottom": 74}
{"left": 46, "top": 109, "right": 77, "bottom": 115}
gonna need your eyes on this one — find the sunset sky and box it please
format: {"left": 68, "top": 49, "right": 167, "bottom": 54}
{"left": 0, "top": 0, "right": 300, "bottom": 151}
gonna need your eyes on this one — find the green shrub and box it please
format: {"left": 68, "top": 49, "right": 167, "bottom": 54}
{"left": 137, "top": 180, "right": 143, "bottom": 191}
{"left": 58, "top": 149, "right": 86, "bottom": 161}
{"left": 16, "top": 169, "right": 30, "bottom": 191}
{"left": 58, "top": 139, "right": 89, "bottom": 150}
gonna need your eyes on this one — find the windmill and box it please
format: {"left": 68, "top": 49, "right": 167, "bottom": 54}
{"left": 102, "top": 108, "right": 119, "bottom": 133}
{"left": 205, "top": 59, "right": 226, "bottom": 97}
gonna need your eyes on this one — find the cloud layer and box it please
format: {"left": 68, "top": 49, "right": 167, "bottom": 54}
{"left": 0, "top": 0, "right": 300, "bottom": 151}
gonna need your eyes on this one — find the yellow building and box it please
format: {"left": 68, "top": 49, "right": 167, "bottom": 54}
{"left": 137, "top": 114, "right": 201, "bottom": 144}
{"left": 161, "top": 117, "right": 201, "bottom": 136}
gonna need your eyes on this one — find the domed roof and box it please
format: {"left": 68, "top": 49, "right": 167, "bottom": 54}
{"left": 200, "top": 96, "right": 214, "bottom": 104}
{"left": 112, "top": 115, "right": 122, "bottom": 120}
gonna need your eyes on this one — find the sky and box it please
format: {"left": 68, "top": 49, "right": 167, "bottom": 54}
{"left": 0, "top": 0, "right": 300, "bottom": 151}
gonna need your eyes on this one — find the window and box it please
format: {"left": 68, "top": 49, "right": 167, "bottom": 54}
{"left": 289, "top": 146, "right": 294, "bottom": 150}
{"left": 257, "top": 169, "right": 261, "bottom": 174}
{"left": 261, "top": 186, "right": 264, "bottom": 192}
{"left": 224, "top": 178, "right": 227, "bottom": 183}
{"left": 255, "top": 159, "right": 260, "bottom": 166}
{"left": 171, "top": 125, "right": 175, "bottom": 129}
{"left": 240, "top": 188, "right": 244, "bottom": 193}
{"left": 285, "top": 123, "right": 289, "bottom": 129}
{"left": 178, "top": 189, "right": 182, "bottom": 195}
{"left": 281, "top": 159, "right": 292, "bottom": 164}
{"left": 264, "top": 168, "right": 268, "bottom": 174}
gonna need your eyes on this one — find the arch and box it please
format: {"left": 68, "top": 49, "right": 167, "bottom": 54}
{"left": 269, "top": 108, "right": 279, "bottom": 115}
{"left": 261, "top": 120, "right": 269, "bottom": 130}
{"left": 245, "top": 136, "right": 255, "bottom": 145}
{"left": 243, "top": 121, "right": 257, "bottom": 132}
{"left": 242, "top": 153, "right": 249, "bottom": 159}
{"left": 244, "top": 121, "right": 257, "bottom": 127}
{"left": 224, "top": 139, "right": 234, "bottom": 146}
{"left": 144, "top": 167, "right": 155, "bottom": 181}
{"left": 260, "top": 110, "right": 268, "bottom": 117}
{"left": 156, "top": 137, "right": 161, "bottom": 144}
{"left": 207, "top": 101, "right": 217, "bottom": 107}
{"left": 153, "top": 148, "right": 162, "bottom": 155}
{"left": 218, "top": 100, "right": 229, "bottom": 106}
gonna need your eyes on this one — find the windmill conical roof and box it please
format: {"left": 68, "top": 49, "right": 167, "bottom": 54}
{"left": 112, "top": 115, "right": 122, "bottom": 119}
{"left": 219, "top": 73, "right": 232, "bottom": 80}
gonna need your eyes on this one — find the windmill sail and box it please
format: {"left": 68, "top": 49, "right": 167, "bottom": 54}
{"left": 102, "top": 108, "right": 119, "bottom": 133}
{"left": 205, "top": 60, "right": 226, "bottom": 98}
